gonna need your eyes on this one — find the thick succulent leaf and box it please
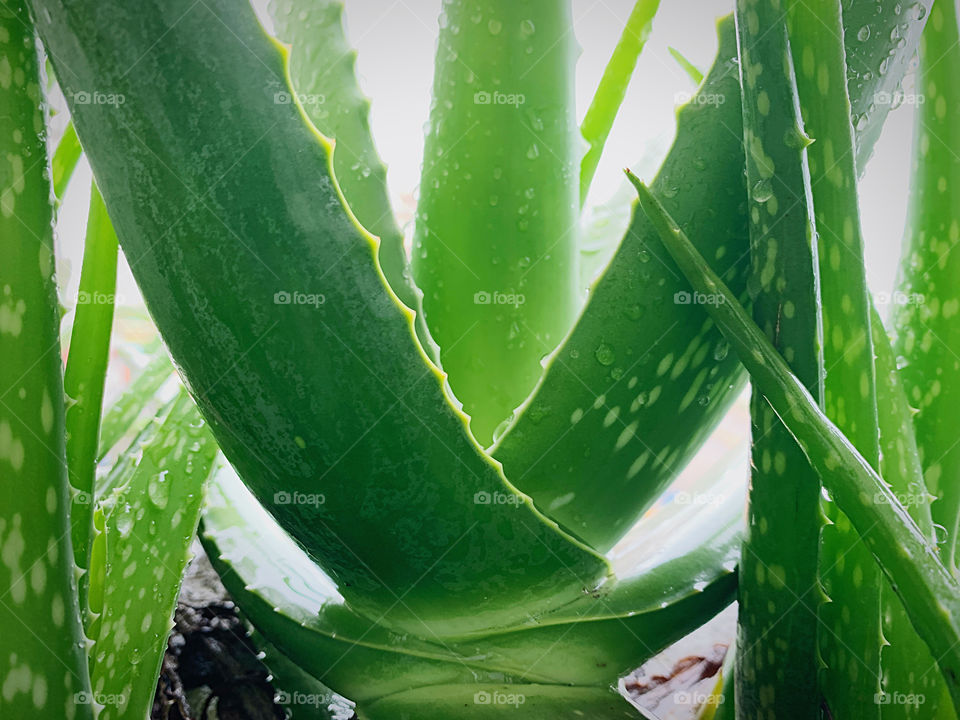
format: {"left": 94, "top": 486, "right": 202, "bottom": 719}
{"left": 893, "top": 0, "right": 960, "bottom": 574}
{"left": 412, "top": 0, "right": 582, "bottom": 447}
{"left": 252, "top": 631, "right": 355, "bottom": 720}
{"left": 630, "top": 176, "right": 960, "bottom": 710}
{"left": 360, "top": 684, "right": 637, "bottom": 720}
{"left": 31, "top": 0, "right": 611, "bottom": 636}
{"left": 494, "top": 1, "right": 927, "bottom": 552}
{"left": 733, "top": 3, "right": 821, "bottom": 717}
{"left": 64, "top": 181, "right": 118, "bottom": 576}
{"left": 267, "top": 0, "right": 414, "bottom": 314}
{"left": 580, "top": 0, "right": 661, "bottom": 205}
{"left": 201, "top": 463, "right": 737, "bottom": 704}
{"left": 784, "top": 0, "right": 884, "bottom": 714}
{"left": 88, "top": 390, "right": 219, "bottom": 720}
{"left": 52, "top": 121, "right": 82, "bottom": 201}
{"left": 874, "top": 310, "right": 947, "bottom": 718}
{"left": 0, "top": 3, "right": 93, "bottom": 716}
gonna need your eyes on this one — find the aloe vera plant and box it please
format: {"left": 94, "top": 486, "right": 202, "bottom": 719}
{"left": 2, "top": 0, "right": 958, "bottom": 718}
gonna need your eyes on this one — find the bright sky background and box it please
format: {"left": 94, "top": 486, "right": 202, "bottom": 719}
{"left": 58, "top": 0, "right": 917, "bottom": 318}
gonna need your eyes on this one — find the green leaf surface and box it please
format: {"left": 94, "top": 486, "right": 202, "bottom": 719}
{"left": 630, "top": 175, "right": 960, "bottom": 711}
{"left": 0, "top": 3, "right": 93, "bottom": 715}
{"left": 361, "top": 684, "right": 637, "bottom": 720}
{"left": 893, "top": 0, "right": 960, "bottom": 574}
{"left": 267, "top": 0, "right": 415, "bottom": 314}
{"left": 201, "top": 463, "right": 738, "bottom": 705}
{"left": 874, "top": 310, "right": 948, "bottom": 718}
{"left": 580, "top": 0, "right": 661, "bottom": 205}
{"left": 412, "top": 0, "right": 582, "bottom": 447}
{"left": 733, "top": 2, "right": 821, "bottom": 717}
{"left": 88, "top": 390, "right": 219, "bottom": 720}
{"left": 667, "top": 47, "right": 704, "bottom": 85}
{"left": 64, "top": 181, "right": 118, "bottom": 577}
{"left": 52, "top": 121, "right": 82, "bottom": 202}
{"left": 494, "top": 1, "right": 927, "bottom": 552}
{"left": 784, "top": 0, "right": 884, "bottom": 714}
{"left": 31, "top": 0, "right": 611, "bottom": 637}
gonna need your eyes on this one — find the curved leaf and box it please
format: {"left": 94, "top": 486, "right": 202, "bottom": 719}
{"left": 733, "top": 2, "right": 822, "bottom": 716}
{"left": 412, "top": 0, "right": 582, "bottom": 446}
{"left": 201, "top": 463, "right": 738, "bottom": 704}
{"left": 630, "top": 175, "right": 960, "bottom": 711}
{"left": 64, "top": 181, "right": 118, "bottom": 577}
{"left": 30, "top": 0, "right": 611, "bottom": 637}
{"left": 0, "top": 4, "right": 93, "bottom": 716}
{"left": 87, "top": 390, "right": 218, "bottom": 720}
{"left": 494, "top": 0, "right": 928, "bottom": 552}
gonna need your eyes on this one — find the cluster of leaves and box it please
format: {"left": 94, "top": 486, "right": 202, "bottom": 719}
{"left": 0, "top": 0, "right": 956, "bottom": 718}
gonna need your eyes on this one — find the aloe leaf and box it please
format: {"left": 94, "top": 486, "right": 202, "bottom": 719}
{"left": 784, "top": 0, "right": 885, "bottom": 714}
{"left": 361, "top": 684, "right": 637, "bottom": 720}
{"left": 494, "top": 0, "right": 928, "bottom": 552}
{"left": 97, "top": 345, "right": 174, "bottom": 459}
{"left": 87, "top": 390, "right": 219, "bottom": 720}
{"left": 733, "top": 2, "right": 821, "bottom": 717}
{"left": 892, "top": 0, "right": 960, "bottom": 574}
{"left": 874, "top": 309, "right": 947, "bottom": 717}
{"left": 580, "top": 0, "right": 661, "bottom": 205}
{"left": 31, "top": 0, "right": 611, "bottom": 636}
{"left": 0, "top": 3, "right": 93, "bottom": 714}
{"left": 412, "top": 0, "right": 582, "bottom": 447}
{"left": 252, "top": 631, "right": 355, "bottom": 720}
{"left": 201, "top": 463, "right": 738, "bottom": 705}
{"left": 267, "top": 0, "right": 415, "bottom": 314}
{"left": 629, "top": 175, "right": 960, "bottom": 710}
{"left": 52, "top": 121, "right": 82, "bottom": 201}
{"left": 64, "top": 181, "right": 118, "bottom": 579}
{"left": 668, "top": 47, "right": 704, "bottom": 85}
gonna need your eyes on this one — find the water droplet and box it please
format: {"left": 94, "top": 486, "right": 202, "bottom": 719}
{"left": 148, "top": 470, "right": 170, "bottom": 510}
{"left": 526, "top": 144, "right": 540, "bottom": 160}
{"left": 713, "top": 341, "right": 730, "bottom": 362}
{"left": 857, "top": 25, "right": 871, "bottom": 42}
{"left": 115, "top": 505, "right": 134, "bottom": 538}
{"left": 489, "top": 195, "right": 499, "bottom": 207}
{"left": 697, "top": 394, "right": 711, "bottom": 407}
{"left": 752, "top": 179, "right": 774, "bottom": 203}
{"left": 488, "top": 19, "right": 502, "bottom": 35}
{"left": 520, "top": 19, "right": 535, "bottom": 36}
{"left": 595, "top": 343, "right": 615, "bottom": 366}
